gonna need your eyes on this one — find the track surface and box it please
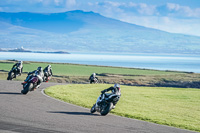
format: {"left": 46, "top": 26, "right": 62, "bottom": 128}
{"left": 0, "top": 80, "right": 197, "bottom": 133}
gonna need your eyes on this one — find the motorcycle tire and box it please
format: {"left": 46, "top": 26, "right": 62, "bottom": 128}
{"left": 21, "top": 83, "right": 33, "bottom": 95}
{"left": 100, "top": 102, "right": 113, "bottom": 116}
{"left": 43, "top": 76, "right": 47, "bottom": 82}
{"left": 7, "top": 74, "right": 10, "bottom": 80}
{"left": 90, "top": 104, "right": 96, "bottom": 113}
{"left": 7, "top": 72, "right": 14, "bottom": 80}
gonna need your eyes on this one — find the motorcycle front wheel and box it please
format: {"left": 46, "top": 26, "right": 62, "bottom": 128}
{"left": 100, "top": 102, "right": 113, "bottom": 116}
{"left": 7, "top": 72, "right": 14, "bottom": 80}
{"left": 90, "top": 104, "right": 96, "bottom": 113}
{"left": 21, "top": 83, "right": 33, "bottom": 95}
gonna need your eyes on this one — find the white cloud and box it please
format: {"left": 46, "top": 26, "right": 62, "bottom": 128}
{"left": 54, "top": 0, "right": 63, "bottom": 6}
{"left": 66, "top": 0, "right": 76, "bottom": 7}
{"left": 166, "top": 3, "right": 200, "bottom": 18}
{"left": 167, "top": 3, "right": 180, "bottom": 11}
{"left": 138, "top": 3, "right": 156, "bottom": 15}
{"left": 117, "top": 14, "right": 200, "bottom": 36}
{"left": 158, "top": 17, "right": 200, "bottom": 36}
{"left": 81, "top": 1, "right": 200, "bottom": 36}
{"left": 0, "top": 0, "right": 200, "bottom": 36}
{"left": 88, "top": 2, "right": 200, "bottom": 18}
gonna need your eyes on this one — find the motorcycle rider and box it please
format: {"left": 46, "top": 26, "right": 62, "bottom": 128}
{"left": 12, "top": 61, "right": 23, "bottom": 77}
{"left": 89, "top": 73, "right": 98, "bottom": 83}
{"left": 43, "top": 64, "right": 53, "bottom": 77}
{"left": 23, "top": 66, "right": 44, "bottom": 88}
{"left": 98, "top": 84, "right": 121, "bottom": 109}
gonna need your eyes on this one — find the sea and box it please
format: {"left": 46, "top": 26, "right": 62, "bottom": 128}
{"left": 0, "top": 52, "right": 200, "bottom": 73}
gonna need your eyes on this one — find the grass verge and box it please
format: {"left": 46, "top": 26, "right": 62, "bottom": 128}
{"left": 45, "top": 84, "right": 200, "bottom": 132}
{"left": 0, "top": 60, "right": 179, "bottom": 76}
{"left": 1, "top": 60, "right": 200, "bottom": 88}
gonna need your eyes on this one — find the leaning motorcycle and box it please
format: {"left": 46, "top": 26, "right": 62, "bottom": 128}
{"left": 43, "top": 72, "right": 51, "bottom": 82}
{"left": 21, "top": 75, "right": 39, "bottom": 95}
{"left": 7, "top": 67, "right": 18, "bottom": 80}
{"left": 90, "top": 92, "right": 120, "bottom": 116}
{"left": 90, "top": 77, "right": 98, "bottom": 84}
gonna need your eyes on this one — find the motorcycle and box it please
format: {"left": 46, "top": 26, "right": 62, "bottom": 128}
{"left": 7, "top": 67, "right": 18, "bottom": 80}
{"left": 90, "top": 77, "right": 98, "bottom": 84}
{"left": 90, "top": 92, "right": 120, "bottom": 116}
{"left": 43, "top": 72, "right": 51, "bottom": 82}
{"left": 21, "top": 75, "right": 39, "bottom": 95}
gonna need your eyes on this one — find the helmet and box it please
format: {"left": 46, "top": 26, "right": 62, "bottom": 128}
{"left": 114, "top": 84, "right": 120, "bottom": 90}
{"left": 48, "top": 64, "right": 51, "bottom": 68}
{"left": 93, "top": 73, "right": 96, "bottom": 76}
{"left": 37, "top": 66, "right": 43, "bottom": 72}
{"left": 19, "top": 61, "right": 23, "bottom": 64}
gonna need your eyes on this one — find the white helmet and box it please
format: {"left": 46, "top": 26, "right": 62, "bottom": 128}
{"left": 93, "top": 73, "right": 96, "bottom": 76}
{"left": 114, "top": 84, "right": 120, "bottom": 89}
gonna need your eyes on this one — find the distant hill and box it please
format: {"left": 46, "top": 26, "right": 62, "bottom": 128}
{"left": 0, "top": 47, "right": 69, "bottom": 54}
{"left": 0, "top": 10, "right": 200, "bottom": 54}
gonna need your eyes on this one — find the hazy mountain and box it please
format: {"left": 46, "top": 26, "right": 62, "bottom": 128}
{"left": 0, "top": 10, "right": 200, "bottom": 54}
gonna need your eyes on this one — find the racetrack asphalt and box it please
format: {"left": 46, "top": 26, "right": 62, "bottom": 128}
{"left": 0, "top": 80, "right": 197, "bottom": 133}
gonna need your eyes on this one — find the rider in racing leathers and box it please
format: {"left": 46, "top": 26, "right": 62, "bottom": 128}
{"left": 43, "top": 64, "right": 53, "bottom": 77}
{"left": 12, "top": 61, "right": 23, "bottom": 77}
{"left": 23, "top": 67, "right": 44, "bottom": 88}
{"left": 89, "top": 73, "right": 98, "bottom": 83}
{"left": 98, "top": 84, "right": 121, "bottom": 109}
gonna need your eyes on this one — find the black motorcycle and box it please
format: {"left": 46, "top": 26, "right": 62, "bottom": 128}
{"left": 43, "top": 72, "right": 51, "bottom": 82}
{"left": 90, "top": 92, "right": 120, "bottom": 116}
{"left": 21, "top": 75, "right": 39, "bottom": 95}
{"left": 90, "top": 77, "right": 98, "bottom": 84}
{"left": 7, "top": 67, "right": 18, "bottom": 80}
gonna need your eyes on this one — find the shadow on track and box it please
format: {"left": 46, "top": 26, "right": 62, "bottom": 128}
{"left": 47, "top": 111, "right": 99, "bottom": 116}
{"left": 0, "top": 92, "right": 21, "bottom": 95}
{"left": 0, "top": 121, "right": 64, "bottom": 133}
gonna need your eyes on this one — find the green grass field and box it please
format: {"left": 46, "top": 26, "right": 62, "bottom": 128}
{"left": 1, "top": 60, "right": 200, "bottom": 131}
{"left": 0, "top": 61, "right": 180, "bottom": 76}
{"left": 1, "top": 60, "right": 200, "bottom": 88}
{"left": 45, "top": 84, "right": 200, "bottom": 132}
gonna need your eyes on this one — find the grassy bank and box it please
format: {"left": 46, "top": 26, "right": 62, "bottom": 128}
{"left": 0, "top": 60, "right": 200, "bottom": 88}
{"left": 0, "top": 60, "right": 178, "bottom": 76}
{"left": 44, "top": 84, "right": 200, "bottom": 132}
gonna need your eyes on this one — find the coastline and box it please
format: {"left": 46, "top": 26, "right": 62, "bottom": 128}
{"left": 0, "top": 47, "right": 70, "bottom": 54}
{"left": 0, "top": 52, "right": 200, "bottom": 73}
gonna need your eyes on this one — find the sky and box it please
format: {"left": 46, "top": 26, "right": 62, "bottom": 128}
{"left": 0, "top": 0, "right": 200, "bottom": 36}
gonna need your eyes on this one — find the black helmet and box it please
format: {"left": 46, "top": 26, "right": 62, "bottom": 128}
{"left": 19, "top": 61, "right": 23, "bottom": 64}
{"left": 37, "top": 66, "right": 42, "bottom": 72}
